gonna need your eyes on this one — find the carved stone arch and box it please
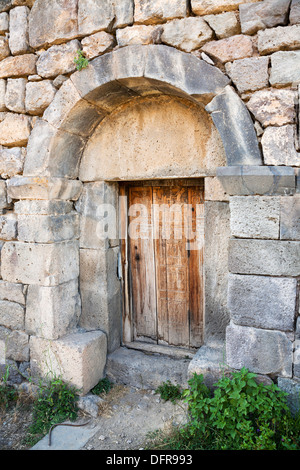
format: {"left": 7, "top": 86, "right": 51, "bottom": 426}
{"left": 23, "top": 44, "right": 262, "bottom": 179}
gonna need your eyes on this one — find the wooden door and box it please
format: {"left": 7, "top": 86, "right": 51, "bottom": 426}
{"left": 122, "top": 180, "right": 204, "bottom": 350}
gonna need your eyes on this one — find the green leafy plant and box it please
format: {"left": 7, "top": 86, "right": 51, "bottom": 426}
{"left": 147, "top": 368, "right": 300, "bottom": 451}
{"left": 25, "top": 376, "right": 79, "bottom": 446}
{"left": 91, "top": 377, "right": 113, "bottom": 396}
{"left": 0, "top": 365, "right": 18, "bottom": 410}
{"left": 182, "top": 368, "right": 300, "bottom": 450}
{"left": 155, "top": 380, "right": 183, "bottom": 403}
{"left": 74, "top": 50, "right": 89, "bottom": 71}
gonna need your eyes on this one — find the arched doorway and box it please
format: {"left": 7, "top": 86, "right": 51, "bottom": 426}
{"left": 16, "top": 45, "right": 262, "bottom": 392}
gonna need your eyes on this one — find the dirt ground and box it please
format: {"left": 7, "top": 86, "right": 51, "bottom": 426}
{"left": 0, "top": 384, "right": 188, "bottom": 451}
{"left": 82, "top": 385, "right": 188, "bottom": 451}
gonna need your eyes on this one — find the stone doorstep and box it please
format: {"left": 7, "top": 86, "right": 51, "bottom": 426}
{"left": 105, "top": 346, "right": 192, "bottom": 390}
{"left": 105, "top": 343, "right": 233, "bottom": 391}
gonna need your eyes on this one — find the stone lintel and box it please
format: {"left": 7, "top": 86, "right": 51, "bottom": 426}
{"left": 217, "top": 165, "right": 296, "bottom": 196}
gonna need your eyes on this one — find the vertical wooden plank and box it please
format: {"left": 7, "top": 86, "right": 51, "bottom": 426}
{"left": 119, "top": 184, "right": 132, "bottom": 343}
{"left": 128, "top": 186, "right": 157, "bottom": 342}
{"left": 153, "top": 186, "right": 190, "bottom": 348}
{"left": 188, "top": 187, "right": 204, "bottom": 348}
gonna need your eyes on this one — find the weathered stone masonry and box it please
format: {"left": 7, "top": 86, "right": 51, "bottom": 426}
{"left": 0, "top": 0, "right": 299, "bottom": 403}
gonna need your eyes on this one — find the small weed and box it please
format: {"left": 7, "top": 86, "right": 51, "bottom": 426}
{"left": 91, "top": 377, "right": 113, "bottom": 396}
{"left": 0, "top": 365, "right": 18, "bottom": 411}
{"left": 24, "top": 376, "right": 79, "bottom": 447}
{"left": 74, "top": 50, "right": 89, "bottom": 71}
{"left": 155, "top": 380, "right": 183, "bottom": 403}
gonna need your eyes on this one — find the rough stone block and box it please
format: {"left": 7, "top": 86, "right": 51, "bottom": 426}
{"left": 204, "top": 177, "right": 229, "bottom": 202}
{"left": 0, "top": 79, "right": 6, "bottom": 111}
{"left": 18, "top": 212, "right": 79, "bottom": 243}
{"left": 78, "top": 0, "right": 133, "bottom": 35}
{"left": 161, "top": 17, "right": 213, "bottom": 52}
{"left": 42, "top": 79, "right": 105, "bottom": 138}
{"left": 0, "top": 54, "right": 37, "bottom": 79}
{"left": 270, "top": 50, "right": 300, "bottom": 86}
{"left": 228, "top": 238, "right": 300, "bottom": 276}
{"left": 0, "top": 326, "right": 29, "bottom": 361}
{"left": 239, "top": 0, "right": 291, "bottom": 35}
{"left": 247, "top": 89, "right": 297, "bottom": 128}
{"left": 30, "top": 330, "right": 107, "bottom": 395}
{"left": 205, "top": 86, "right": 262, "bottom": 166}
{"left": 0, "top": 36, "right": 9, "bottom": 61}
{"left": 0, "top": 300, "right": 25, "bottom": 330}
{"left": 0, "top": 12, "right": 8, "bottom": 34}
{"left": 0, "top": 213, "right": 17, "bottom": 240}
{"left": 191, "top": 0, "right": 260, "bottom": 15}
{"left": 0, "top": 113, "right": 31, "bottom": 147}
{"left": 187, "top": 345, "right": 229, "bottom": 389}
{"left": 0, "top": 180, "right": 9, "bottom": 210}
{"left": 296, "top": 317, "right": 300, "bottom": 338}
{"left": 75, "top": 181, "right": 119, "bottom": 249}
{"left": 262, "top": 125, "right": 299, "bottom": 167}
{"left": 217, "top": 166, "right": 296, "bottom": 196}
{"left": 78, "top": 0, "right": 115, "bottom": 35}
{"left": 134, "top": 0, "right": 187, "bottom": 24}
{"left": 29, "top": 0, "right": 79, "bottom": 49}
{"left": 0, "top": 280, "right": 26, "bottom": 305}
{"left": 79, "top": 248, "right": 121, "bottom": 353}
{"left": 280, "top": 196, "right": 300, "bottom": 240}
{"left": 201, "top": 34, "right": 253, "bottom": 63}
{"left": 226, "top": 322, "right": 293, "bottom": 377}
{"left": 225, "top": 56, "right": 269, "bottom": 94}
{"left": 204, "top": 202, "right": 230, "bottom": 344}
{"left": 290, "top": 0, "right": 300, "bottom": 25}
{"left": 7, "top": 176, "right": 83, "bottom": 201}
{"left": 294, "top": 341, "right": 300, "bottom": 379}
{"left": 36, "top": 40, "right": 81, "bottom": 79}
{"left": 25, "top": 80, "right": 56, "bottom": 115}
{"left": 5, "top": 78, "right": 27, "bottom": 113}
{"left": 9, "top": 5, "right": 30, "bottom": 55}
{"left": 29, "top": 0, "right": 133, "bottom": 49}
{"left": 26, "top": 279, "right": 81, "bottom": 340}
{"left": 117, "top": 24, "right": 162, "bottom": 47}
{"left": 204, "top": 11, "right": 240, "bottom": 39}
{"left": 23, "top": 119, "right": 86, "bottom": 179}
{"left": 228, "top": 274, "right": 297, "bottom": 331}
{"left": 14, "top": 199, "right": 73, "bottom": 216}
{"left": 278, "top": 377, "right": 300, "bottom": 416}
{"left": 258, "top": 24, "right": 300, "bottom": 55}
{"left": 81, "top": 31, "right": 115, "bottom": 60}
{"left": 230, "top": 196, "right": 280, "bottom": 239}
{"left": 113, "top": 0, "right": 134, "bottom": 28}
{"left": 1, "top": 240, "right": 79, "bottom": 286}
{"left": 0, "top": 146, "right": 25, "bottom": 179}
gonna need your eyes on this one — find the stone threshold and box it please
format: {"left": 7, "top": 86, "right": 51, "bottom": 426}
{"left": 122, "top": 341, "right": 197, "bottom": 360}
{"left": 106, "top": 346, "right": 193, "bottom": 390}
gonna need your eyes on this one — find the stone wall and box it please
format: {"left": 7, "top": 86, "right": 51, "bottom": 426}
{"left": 0, "top": 0, "right": 299, "bottom": 396}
